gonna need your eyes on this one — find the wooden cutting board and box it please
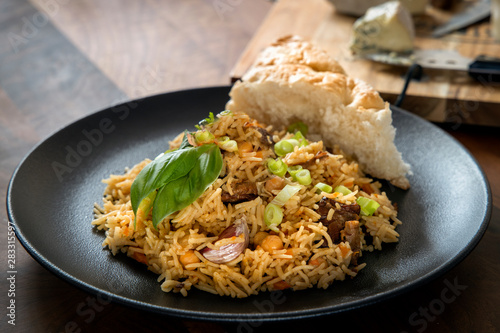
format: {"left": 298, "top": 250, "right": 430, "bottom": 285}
{"left": 230, "top": 0, "right": 500, "bottom": 126}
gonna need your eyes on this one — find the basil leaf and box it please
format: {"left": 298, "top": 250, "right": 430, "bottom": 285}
{"left": 151, "top": 143, "right": 222, "bottom": 228}
{"left": 178, "top": 130, "right": 192, "bottom": 150}
{"left": 131, "top": 146, "right": 201, "bottom": 218}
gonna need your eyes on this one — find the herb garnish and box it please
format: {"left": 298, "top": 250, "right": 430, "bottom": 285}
{"left": 195, "top": 112, "right": 215, "bottom": 129}
{"left": 131, "top": 131, "right": 223, "bottom": 229}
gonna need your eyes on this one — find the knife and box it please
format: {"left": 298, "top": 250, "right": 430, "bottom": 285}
{"left": 432, "top": 0, "right": 491, "bottom": 38}
{"left": 365, "top": 49, "right": 500, "bottom": 83}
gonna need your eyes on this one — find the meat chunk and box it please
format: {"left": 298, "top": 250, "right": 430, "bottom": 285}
{"left": 342, "top": 220, "right": 361, "bottom": 265}
{"left": 317, "top": 197, "right": 360, "bottom": 243}
{"left": 317, "top": 198, "right": 342, "bottom": 243}
{"left": 316, "top": 197, "right": 362, "bottom": 266}
{"left": 255, "top": 127, "right": 274, "bottom": 147}
{"left": 221, "top": 181, "right": 258, "bottom": 203}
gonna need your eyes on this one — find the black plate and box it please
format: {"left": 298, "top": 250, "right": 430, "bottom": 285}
{"left": 7, "top": 86, "right": 491, "bottom": 322}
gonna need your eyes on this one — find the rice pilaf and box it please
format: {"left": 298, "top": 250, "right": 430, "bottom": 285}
{"left": 92, "top": 111, "right": 400, "bottom": 298}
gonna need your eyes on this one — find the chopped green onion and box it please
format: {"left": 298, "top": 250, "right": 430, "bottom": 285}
{"left": 293, "top": 131, "right": 305, "bottom": 140}
{"left": 314, "top": 182, "right": 333, "bottom": 193}
{"left": 216, "top": 136, "right": 230, "bottom": 144}
{"left": 220, "top": 140, "right": 238, "bottom": 152}
{"left": 287, "top": 165, "right": 303, "bottom": 179}
{"left": 271, "top": 184, "right": 301, "bottom": 207}
{"left": 194, "top": 130, "right": 215, "bottom": 144}
{"left": 287, "top": 121, "right": 308, "bottom": 136}
{"left": 295, "top": 169, "right": 312, "bottom": 185}
{"left": 264, "top": 203, "right": 284, "bottom": 232}
{"left": 293, "top": 131, "right": 308, "bottom": 147}
{"left": 356, "top": 197, "right": 380, "bottom": 216}
{"left": 196, "top": 111, "right": 231, "bottom": 130}
{"left": 218, "top": 110, "right": 232, "bottom": 117}
{"left": 334, "top": 185, "right": 352, "bottom": 196}
{"left": 274, "top": 139, "right": 299, "bottom": 156}
{"left": 267, "top": 158, "right": 288, "bottom": 177}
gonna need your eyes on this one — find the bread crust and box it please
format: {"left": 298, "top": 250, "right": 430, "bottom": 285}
{"left": 253, "top": 35, "right": 346, "bottom": 75}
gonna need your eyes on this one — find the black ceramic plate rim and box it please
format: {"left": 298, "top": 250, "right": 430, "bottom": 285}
{"left": 6, "top": 86, "right": 492, "bottom": 322}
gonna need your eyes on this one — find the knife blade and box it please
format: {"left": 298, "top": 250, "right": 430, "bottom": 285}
{"left": 432, "top": 0, "right": 491, "bottom": 38}
{"left": 364, "top": 49, "right": 500, "bottom": 83}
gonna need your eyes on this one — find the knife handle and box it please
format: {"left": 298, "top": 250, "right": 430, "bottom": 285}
{"left": 468, "top": 55, "right": 500, "bottom": 84}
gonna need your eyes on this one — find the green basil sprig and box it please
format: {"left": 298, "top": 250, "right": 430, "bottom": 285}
{"left": 131, "top": 133, "right": 223, "bottom": 229}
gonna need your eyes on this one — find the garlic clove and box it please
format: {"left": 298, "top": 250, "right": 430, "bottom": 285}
{"left": 201, "top": 216, "right": 250, "bottom": 264}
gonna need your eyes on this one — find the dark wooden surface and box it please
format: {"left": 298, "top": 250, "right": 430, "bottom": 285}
{"left": 1, "top": 1, "right": 499, "bottom": 332}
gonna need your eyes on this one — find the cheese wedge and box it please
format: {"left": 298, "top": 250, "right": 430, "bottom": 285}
{"left": 350, "top": 1, "right": 415, "bottom": 55}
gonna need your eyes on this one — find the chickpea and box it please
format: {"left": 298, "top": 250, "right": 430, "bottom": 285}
{"left": 238, "top": 141, "right": 253, "bottom": 154}
{"left": 265, "top": 176, "right": 285, "bottom": 192}
{"left": 253, "top": 231, "right": 269, "bottom": 247}
{"left": 261, "top": 235, "right": 283, "bottom": 253}
{"left": 179, "top": 250, "right": 200, "bottom": 270}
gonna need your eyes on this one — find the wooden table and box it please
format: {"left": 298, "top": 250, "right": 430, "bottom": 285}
{"left": 231, "top": 0, "right": 500, "bottom": 126}
{"left": 1, "top": 1, "right": 499, "bottom": 332}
